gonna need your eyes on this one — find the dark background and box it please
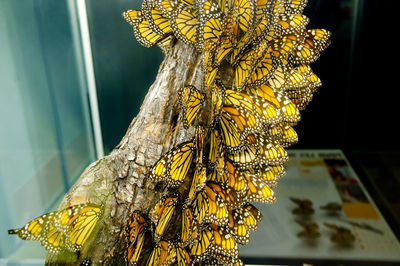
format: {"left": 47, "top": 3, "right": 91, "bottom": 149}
{"left": 85, "top": 0, "right": 399, "bottom": 153}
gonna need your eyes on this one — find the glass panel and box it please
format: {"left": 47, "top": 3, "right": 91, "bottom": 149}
{"left": 0, "top": 0, "right": 96, "bottom": 261}
{"left": 85, "top": 0, "right": 164, "bottom": 154}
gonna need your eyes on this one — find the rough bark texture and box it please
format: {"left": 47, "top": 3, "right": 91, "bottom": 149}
{"left": 46, "top": 41, "right": 202, "bottom": 265}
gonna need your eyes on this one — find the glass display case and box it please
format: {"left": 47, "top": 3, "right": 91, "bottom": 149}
{"left": 1, "top": 0, "right": 399, "bottom": 265}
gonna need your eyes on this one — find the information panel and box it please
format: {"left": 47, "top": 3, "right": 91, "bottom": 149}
{"left": 240, "top": 150, "right": 400, "bottom": 262}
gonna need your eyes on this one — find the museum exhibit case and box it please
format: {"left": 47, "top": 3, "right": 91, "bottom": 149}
{"left": 1, "top": 0, "right": 399, "bottom": 265}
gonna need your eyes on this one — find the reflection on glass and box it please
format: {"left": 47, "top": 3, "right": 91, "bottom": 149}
{"left": 0, "top": 0, "right": 95, "bottom": 260}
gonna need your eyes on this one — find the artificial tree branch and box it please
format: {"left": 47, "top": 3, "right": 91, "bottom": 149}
{"left": 46, "top": 41, "right": 202, "bottom": 265}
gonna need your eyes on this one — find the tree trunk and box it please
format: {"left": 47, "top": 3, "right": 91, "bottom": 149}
{"left": 46, "top": 41, "right": 202, "bottom": 265}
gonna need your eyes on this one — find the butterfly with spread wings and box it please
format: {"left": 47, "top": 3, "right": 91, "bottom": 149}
{"left": 8, "top": 204, "right": 102, "bottom": 253}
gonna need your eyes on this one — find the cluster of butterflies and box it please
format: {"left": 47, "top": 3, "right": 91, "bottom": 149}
{"left": 123, "top": 0, "right": 330, "bottom": 265}
{"left": 8, "top": 0, "right": 329, "bottom": 264}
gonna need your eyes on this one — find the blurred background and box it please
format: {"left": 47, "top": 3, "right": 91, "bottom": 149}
{"left": 0, "top": 0, "right": 399, "bottom": 265}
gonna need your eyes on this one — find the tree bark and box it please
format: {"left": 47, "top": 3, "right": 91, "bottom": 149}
{"left": 46, "top": 41, "right": 203, "bottom": 265}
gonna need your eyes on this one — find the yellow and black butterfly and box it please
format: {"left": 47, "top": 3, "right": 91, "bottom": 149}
{"left": 142, "top": 0, "right": 173, "bottom": 36}
{"left": 193, "top": 183, "right": 229, "bottom": 226}
{"left": 284, "top": 0, "right": 308, "bottom": 14}
{"left": 209, "top": 223, "right": 239, "bottom": 258}
{"left": 147, "top": 240, "right": 174, "bottom": 266}
{"left": 257, "top": 137, "right": 288, "bottom": 165}
{"left": 268, "top": 33, "right": 300, "bottom": 60}
{"left": 175, "top": 241, "right": 191, "bottom": 265}
{"left": 234, "top": 50, "right": 256, "bottom": 89}
{"left": 269, "top": 0, "right": 308, "bottom": 15}
{"left": 292, "top": 28, "right": 331, "bottom": 64}
{"left": 248, "top": 83, "right": 300, "bottom": 124}
{"left": 189, "top": 225, "right": 214, "bottom": 260}
{"left": 170, "top": 3, "right": 198, "bottom": 46}
{"left": 152, "top": 196, "right": 177, "bottom": 240}
{"left": 242, "top": 172, "right": 276, "bottom": 203}
{"left": 123, "top": 9, "right": 169, "bottom": 48}
{"left": 226, "top": 204, "right": 260, "bottom": 245}
{"left": 196, "top": 0, "right": 224, "bottom": 50}
{"left": 8, "top": 204, "right": 102, "bottom": 253}
{"left": 248, "top": 164, "right": 285, "bottom": 187}
{"left": 126, "top": 211, "right": 149, "bottom": 264}
{"left": 247, "top": 50, "right": 279, "bottom": 88}
{"left": 181, "top": 204, "right": 194, "bottom": 245}
{"left": 150, "top": 141, "right": 195, "bottom": 187}
{"left": 208, "top": 181, "right": 240, "bottom": 208}
{"left": 244, "top": 202, "right": 263, "bottom": 222}
{"left": 188, "top": 165, "right": 207, "bottom": 201}
{"left": 227, "top": 141, "right": 259, "bottom": 168}
{"left": 179, "top": 85, "right": 206, "bottom": 128}
{"left": 157, "top": 0, "right": 179, "bottom": 19}
{"left": 222, "top": 91, "right": 261, "bottom": 134}
{"left": 232, "top": 0, "right": 255, "bottom": 33}
{"left": 274, "top": 14, "right": 309, "bottom": 35}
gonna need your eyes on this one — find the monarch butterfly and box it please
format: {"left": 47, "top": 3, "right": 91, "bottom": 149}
{"left": 233, "top": 0, "right": 255, "bottom": 33}
{"left": 127, "top": 229, "right": 146, "bottom": 264}
{"left": 274, "top": 14, "right": 309, "bottom": 35}
{"left": 268, "top": 33, "right": 300, "bottom": 60}
{"left": 142, "top": 0, "right": 172, "bottom": 36}
{"left": 175, "top": 241, "right": 191, "bottom": 265}
{"left": 209, "top": 223, "right": 239, "bottom": 258}
{"left": 248, "top": 164, "right": 285, "bottom": 187}
{"left": 222, "top": 93, "right": 261, "bottom": 134}
{"left": 249, "top": 83, "right": 300, "bottom": 124}
{"left": 292, "top": 29, "right": 331, "bottom": 64}
{"left": 284, "top": 0, "right": 308, "bottom": 14}
{"left": 207, "top": 129, "right": 220, "bottom": 165}
{"left": 181, "top": 204, "right": 194, "bottom": 244}
{"left": 226, "top": 206, "right": 258, "bottom": 244}
{"left": 227, "top": 143, "right": 258, "bottom": 169}
{"left": 179, "top": 85, "right": 206, "bottom": 128}
{"left": 188, "top": 165, "right": 207, "bottom": 201}
{"left": 153, "top": 196, "right": 177, "bottom": 240}
{"left": 251, "top": 16, "right": 272, "bottom": 44}
{"left": 244, "top": 202, "right": 263, "bottom": 222}
{"left": 267, "top": 66, "right": 286, "bottom": 89}
{"left": 234, "top": 50, "right": 255, "bottom": 89}
{"left": 8, "top": 204, "right": 102, "bottom": 253}
{"left": 247, "top": 50, "right": 278, "bottom": 88}
{"left": 147, "top": 240, "right": 173, "bottom": 266}
{"left": 234, "top": 205, "right": 259, "bottom": 233}
{"left": 196, "top": 0, "right": 224, "bottom": 49}
{"left": 194, "top": 183, "right": 228, "bottom": 226}
{"left": 157, "top": 0, "right": 179, "bottom": 19}
{"left": 242, "top": 172, "right": 276, "bottom": 203}
{"left": 270, "top": 0, "right": 307, "bottom": 15}
{"left": 150, "top": 141, "right": 194, "bottom": 187}
{"left": 258, "top": 137, "right": 288, "bottom": 165}
{"left": 123, "top": 10, "right": 168, "bottom": 48}
{"left": 285, "top": 64, "right": 312, "bottom": 89}
{"left": 189, "top": 225, "right": 214, "bottom": 259}
{"left": 170, "top": 3, "right": 198, "bottom": 45}
{"left": 204, "top": 183, "right": 229, "bottom": 221}
{"left": 218, "top": 112, "right": 242, "bottom": 151}
{"left": 213, "top": 13, "right": 235, "bottom": 64}
{"left": 127, "top": 211, "right": 147, "bottom": 242}
{"left": 126, "top": 211, "right": 149, "bottom": 264}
